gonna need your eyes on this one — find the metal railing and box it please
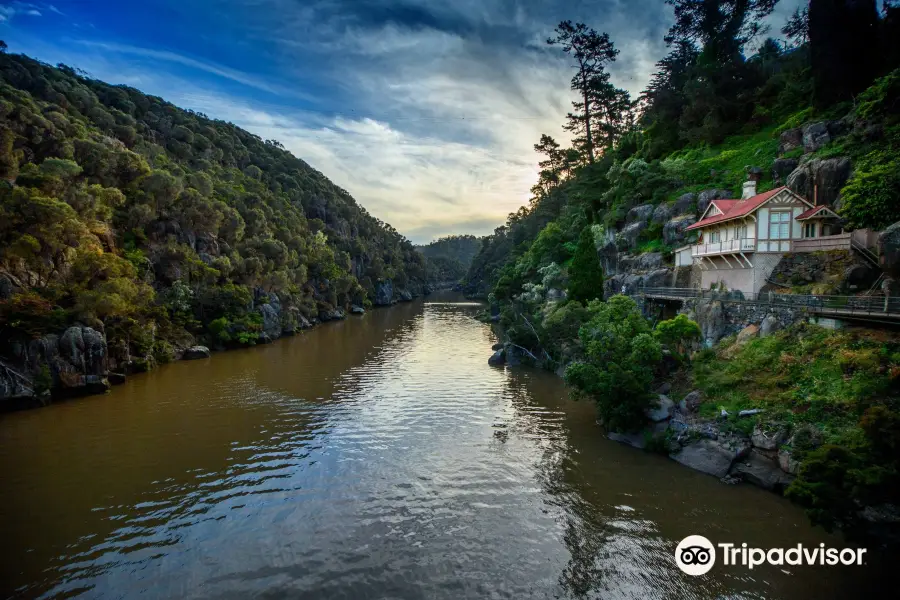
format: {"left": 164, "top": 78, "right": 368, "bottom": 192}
{"left": 635, "top": 287, "right": 900, "bottom": 316}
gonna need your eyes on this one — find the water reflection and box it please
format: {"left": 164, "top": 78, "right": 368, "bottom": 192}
{"left": 0, "top": 293, "right": 887, "bottom": 599}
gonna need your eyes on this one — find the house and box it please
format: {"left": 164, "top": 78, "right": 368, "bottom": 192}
{"left": 685, "top": 180, "right": 860, "bottom": 295}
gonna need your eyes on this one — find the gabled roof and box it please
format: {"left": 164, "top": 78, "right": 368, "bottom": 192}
{"left": 796, "top": 205, "right": 839, "bottom": 220}
{"left": 686, "top": 187, "right": 810, "bottom": 231}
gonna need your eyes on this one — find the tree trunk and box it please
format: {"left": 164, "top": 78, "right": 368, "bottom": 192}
{"left": 582, "top": 72, "right": 594, "bottom": 164}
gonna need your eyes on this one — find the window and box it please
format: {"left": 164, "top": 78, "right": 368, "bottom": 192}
{"left": 770, "top": 211, "right": 791, "bottom": 239}
{"left": 804, "top": 223, "right": 817, "bottom": 238}
{"left": 709, "top": 230, "right": 720, "bottom": 243}
{"left": 737, "top": 223, "right": 747, "bottom": 239}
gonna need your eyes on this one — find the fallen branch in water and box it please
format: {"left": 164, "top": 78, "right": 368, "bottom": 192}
{"left": 508, "top": 344, "right": 541, "bottom": 362}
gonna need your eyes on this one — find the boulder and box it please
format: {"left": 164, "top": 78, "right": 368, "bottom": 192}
{"left": 697, "top": 189, "right": 732, "bottom": 214}
{"left": 652, "top": 203, "right": 674, "bottom": 224}
{"left": 679, "top": 390, "right": 702, "bottom": 413}
{"left": 59, "top": 326, "right": 106, "bottom": 377}
{"left": 673, "top": 193, "right": 696, "bottom": 214}
{"left": 350, "top": 305, "right": 365, "bottom": 315}
{"left": 786, "top": 157, "right": 852, "bottom": 207}
{"left": 626, "top": 204, "right": 654, "bottom": 224}
{"left": 488, "top": 349, "right": 506, "bottom": 366}
{"left": 732, "top": 450, "right": 795, "bottom": 491}
{"left": 772, "top": 158, "right": 799, "bottom": 184}
{"left": 598, "top": 240, "right": 619, "bottom": 275}
{"left": 491, "top": 342, "right": 504, "bottom": 351}
{"left": 663, "top": 214, "right": 697, "bottom": 246}
{"left": 108, "top": 372, "right": 127, "bottom": 385}
{"left": 616, "top": 221, "right": 647, "bottom": 250}
{"left": 880, "top": 222, "right": 900, "bottom": 277}
{"left": 802, "top": 121, "right": 831, "bottom": 153}
{"left": 374, "top": 280, "right": 394, "bottom": 306}
{"left": 751, "top": 425, "right": 788, "bottom": 451}
{"left": 645, "top": 394, "right": 675, "bottom": 422}
{"left": 0, "top": 274, "right": 15, "bottom": 300}
{"left": 778, "top": 128, "right": 803, "bottom": 155}
{"left": 183, "top": 346, "right": 211, "bottom": 360}
{"left": 759, "top": 314, "right": 781, "bottom": 338}
{"left": 670, "top": 438, "right": 749, "bottom": 479}
{"left": 696, "top": 300, "right": 725, "bottom": 347}
{"left": 778, "top": 448, "right": 800, "bottom": 475}
{"left": 258, "top": 303, "right": 281, "bottom": 341}
{"left": 607, "top": 430, "right": 649, "bottom": 450}
{"left": 735, "top": 324, "right": 760, "bottom": 346}
{"left": 656, "top": 382, "right": 672, "bottom": 395}
{"left": 644, "top": 268, "right": 673, "bottom": 288}
{"left": 399, "top": 289, "right": 413, "bottom": 302}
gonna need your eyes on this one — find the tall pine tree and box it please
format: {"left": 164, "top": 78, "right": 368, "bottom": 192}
{"left": 567, "top": 226, "right": 604, "bottom": 304}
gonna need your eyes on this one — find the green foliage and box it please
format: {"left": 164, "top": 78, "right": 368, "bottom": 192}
{"left": 654, "top": 314, "right": 701, "bottom": 357}
{"left": 565, "top": 296, "right": 662, "bottom": 432}
{"left": 691, "top": 323, "right": 900, "bottom": 533}
{"left": 0, "top": 51, "right": 428, "bottom": 368}
{"left": 839, "top": 149, "right": 900, "bottom": 230}
{"left": 566, "top": 226, "right": 604, "bottom": 304}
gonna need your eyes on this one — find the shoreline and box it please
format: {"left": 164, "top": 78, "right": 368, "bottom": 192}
{"left": 0, "top": 296, "right": 430, "bottom": 413}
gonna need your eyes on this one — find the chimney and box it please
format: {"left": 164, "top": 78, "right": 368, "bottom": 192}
{"left": 742, "top": 179, "right": 758, "bottom": 200}
{"left": 742, "top": 167, "right": 762, "bottom": 199}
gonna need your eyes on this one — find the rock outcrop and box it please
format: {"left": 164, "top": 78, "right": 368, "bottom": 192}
{"left": 786, "top": 156, "right": 852, "bottom": 208}
{"left": 183, "top": 346, "right": 211, "bottom": 360}
{"left": 626, "top": 204, "right": 654, "bottom": 224}
{"left": 670, "top": 438, "right": 750, "bottom": 479}
{"left": 772, "top": 158, "right": 799, "bottom": 184}
{"left": 880, "top": 221, "right": 900, "bottom": 277}
{"left": 374, "top": 280, "right": 394, "bottom": 306}
{"left": 663, "top": 214, "right": 697, "bottom": 246}
{"left": 645, "top": 394, "right": 675, "bottom": 422}
{"left": 731, "top": 449, "right": 794, "bottom": 491}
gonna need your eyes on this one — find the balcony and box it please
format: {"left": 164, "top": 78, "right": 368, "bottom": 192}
{"left": 691, "top": 238, "right": 756, "bottom": 257}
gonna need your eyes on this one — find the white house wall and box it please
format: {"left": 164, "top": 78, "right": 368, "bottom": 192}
{"left": 792, "top": 206, "right": 803, "bottom": 239}
{"left": 698, "top": 254, "right": 782, "bottom": 295}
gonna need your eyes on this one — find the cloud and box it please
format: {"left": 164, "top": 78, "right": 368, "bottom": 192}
{"left": 13, "top": 0, "right": 802, "bottom": 243}
{"left": 0, "top": 2, "right": 44, "bottom": 23}
{"left": 173, "top": 91, "right": 538, "bottom": 242}
{"left": 72, "top": 40, "right": 321, "bottom": 103}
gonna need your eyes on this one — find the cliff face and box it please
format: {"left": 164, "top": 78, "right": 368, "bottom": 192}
{"left": 0, "top": 53, "right": 427, "bottom": 407}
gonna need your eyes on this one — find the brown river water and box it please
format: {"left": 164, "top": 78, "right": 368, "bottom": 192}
{"left": 0, "top": 292, "right": 889, "bottom": 599}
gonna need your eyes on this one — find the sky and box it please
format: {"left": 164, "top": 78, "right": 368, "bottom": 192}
{"left": 0, "top": 0, "right": 803, "bottom": 244}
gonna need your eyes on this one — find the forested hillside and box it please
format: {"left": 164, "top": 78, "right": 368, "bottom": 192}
{"left": 417, "top": 235, "right": 481, "bottom": 284}
{"left": 468, "top": 0, "right": 900, "bottom": 539}
{"left": 0, "top": 49, "right": 427, "bottom": 394}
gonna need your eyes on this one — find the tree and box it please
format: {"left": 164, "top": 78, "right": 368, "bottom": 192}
{"left": 567, "top": 226, "right": 604, "bottom": 303}
{"left": 782, "top": 3, "right": 810, "bottom": 47}
{"left": 0, "top": 41, "right": 7, "bottom": 54}
{"left": 809, "top": 0, "right": 880, "bottom": 107}
{"left": 654, "top": 314, "right": 701, "bottom": 357}
{"left": 665, "top": 0, "right": 779, "bottom": 64}
{"left": 565, "top": 296, "right": 662, "bottom": 432}
{"left": 547, "top": 21, "right": 619, "bottom": 164}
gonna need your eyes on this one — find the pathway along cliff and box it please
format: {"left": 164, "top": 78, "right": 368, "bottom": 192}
{"left": 0, "top": 293, "right": 888, "bottom": 599}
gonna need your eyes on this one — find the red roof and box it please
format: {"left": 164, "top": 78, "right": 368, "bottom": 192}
{"left": 686, "top": 187, "right": 789, "bottom": 231}
{"left": 796, "top": 205, "right": 837, "bottom": 220}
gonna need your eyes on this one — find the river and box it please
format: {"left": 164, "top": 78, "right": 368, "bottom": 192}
{"left": 0, "top": 293, "right": 887, "bottom": 599}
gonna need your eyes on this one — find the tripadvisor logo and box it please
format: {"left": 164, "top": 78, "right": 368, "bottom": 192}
{"left": 675, "top": 535, "right": 867, "bottom": 576}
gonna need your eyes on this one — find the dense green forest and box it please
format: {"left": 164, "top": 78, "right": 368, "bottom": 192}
{"left": 0, "top": 48, "right": 428, "bottom": 376}
{"left": 417, "top": 235, "right": 482, "bottom": 284}
{"left": 467, "top": 0, "right": 900, "bottom": 537}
